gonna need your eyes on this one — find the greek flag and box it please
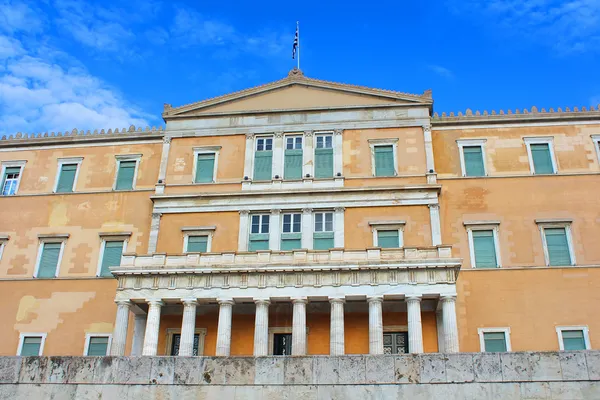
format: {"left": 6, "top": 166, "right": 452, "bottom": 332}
{"left": 292, "top": 25, "right": 298, "bottom": 59}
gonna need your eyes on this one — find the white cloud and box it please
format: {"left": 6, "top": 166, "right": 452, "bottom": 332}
{"left": 0, "top": 0, "right": 44, "bottom": 33}
{"left": 428, "top": 64, "right": 455, "bottom": 79}
{"left": 0, "top": 35, "right": 24, "bottom": 59}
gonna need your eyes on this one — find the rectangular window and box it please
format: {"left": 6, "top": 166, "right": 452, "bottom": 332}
{"left": 483, "top": 332, "right": 508, "bottom": 352}
{"left": 1, "top": 166, "right": 22, "bottom": 196}
{"left": 18, "top": 335, "right": 45, "bottom": 356}
{"left": 463, "top": 146, "right": 485, "bottom": 177}
{"left": 530, "top": 143, "right": 554, "bottom": 174}
{"left": 313, "top": 212, "right": 334, "bottom": 250}
{"left": 315, "top": 134, "right": 333, "bottom": 178}
{"left": 56, "top": 163, "right": 78, "bottom": 193}
{"left": 36, "top": 242, "right": 63, "bottom": 278}
{"left": 254, "top": 137, "right": 273, "bottom": 181}
{"left": 284, "top": 136, "right": 303, "bottom": 180}
{"left": 544, "top": 227, "right": 572, "bottom": 266}
{"left": 377, "top": 230, "right": 400, "bottom": 248}
{"left": 472, "top": 230, "right": 498, "bottom": 268}
{"left": 187, "top": 235, "right": 208, "bottom": 253}
{"left": 249, "top": 214, "right": 270, "bottom": 251}
{"left": 99, "top": 241, "right": 124, "bottom": 277}
{"left": 281, "top": 213, "right": 302, "bottom": 250}
{"left": 86, "top": 335, "right": 110, "bottom": 356}
{"left": 374, "top": 145, "right": 396, "bottom": 177}
{"left": 115, "top": 161, "right": 136, "bottom": 190}
{"left": 195, "top": 153, "right": 216, "bottom": 183}
{"left": 557, "top": 327, "right": 590, "bottom": 351}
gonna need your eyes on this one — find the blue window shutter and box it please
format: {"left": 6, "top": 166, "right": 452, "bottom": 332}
{"left": 87, "top": 337, "right": 109, "bottom": 356}
{"left": 483, "top": 332, "right": 507, "bottom": 352}
{"left": 472, "top": 230, "right": 498, "bottom": 268}
{"left": 374, "top": 146, "right": 395, "bottom": 177}
{"left": 116, "top": 161, "right": 136, "bottom": 190}
{"left": 313, "top": 232, "right": 334, "bottom": 250}
{"left": 249, "top": 233, "right": 269, "bottom": 251}
{"left": 56, "top": 164, "right": 77, "bottom": 193}
{"left": 463, "top": 146, "right": 485, "bottom": 176}
{"left": 562, "top": 330, "right": 586, "bottom": 350}
{"left": 315, "top": 148, "right": 333, "bottom": 178}
{"left": 253, "top": 151, "right": 273, "bottom": 180}
{"left": 195, "top": 154, "right": 215, "bottom": 183}
{"left": 37, "top": 243, "right": 61, "bottom": 278}
{"left": 20, "top": 337, "right": 42, "bottom": 356}
{"left": 187, "top": 236, "right": 208, "bottom": 252}
{"left": 284, "top": 149, "right": 303, "bottom": 180}
{"left": 530, "top": 144, "right": 554, "bottom": 174}
{"left": 377, "top": 230, "right": 400, "bottom": 248}
{"left": 100, "top": 241, "right": 124, "bottom": 277}
{"left": 281, "top": 233, "right": 301, "bottom": 250}
{"left": 545, "top": 228, "right": 571, "bottom": 266}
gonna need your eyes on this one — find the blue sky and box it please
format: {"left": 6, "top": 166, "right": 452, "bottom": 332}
{"left": 1, "top": 0, "right": 600, "bottom": 134}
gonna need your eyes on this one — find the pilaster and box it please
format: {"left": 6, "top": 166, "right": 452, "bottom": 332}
{"left": 269, "top": 209, "right": 281, "bottom": 251}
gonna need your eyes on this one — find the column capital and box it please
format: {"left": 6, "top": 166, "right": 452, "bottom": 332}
{"left": 302, "top": 207, "right": 313, "bottom": 214}
{"left": 182, "top": 298, "right": 198, "bottom": 307}
{"left": 151, "top": 212, "right": 162, "bottom": 219}
{"left": 334, "top": 129, "right": 343, "bottom": 136}
{"left": 274, "top": 131, "right": 284, "bottom": 138}
{"left": 304, "top": 130, "right": 313, "bottom": 137}
{"left": 239, "top": 209, "right": 250, "bottom": 216}
{"left": 405, "top": 295, "right": 423, "bottom": 303}
{"left": 270, "top": 208, "right": 281, "bottom": 215}
{"left": 291, "top": 297, "right": 308, "bottom": 304}
{"left": 115, "top": 300, "right": 132, "bottom": 308}
{"left": 440, "top": 295, "right": 457, "bottom": 303}
{"left": 367, "top": 296, "right": 384, "bottom": 304}
{"left": 246, "top": 133, "right": 255, "bottom": 140}
{"left": 329, "top": 297, "right": 345, "bottom": 304}
{"left": 334, "top": 206, "right": 345, "bottom": 213}
{"left": 422, "top": 124, "right": 432, "bottom": 133}
{"left": 428, "top": 203, "right": 440, "bottom": 210}
{"left": 147, "top": 299, "right": 164, "bottom": 307}
{"left": 254, "top": 298, "right": 271, "bottom": 306}
{"left": 163, "top": 136, "right": 172, "bottom": 144}
{"left": 217, "top": 298, "right": 235, "bottom": 306}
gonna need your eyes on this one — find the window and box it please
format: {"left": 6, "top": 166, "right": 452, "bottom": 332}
{"left": 166, "top": 328, "right": 207, "bottom": 356}
{"left": 0, "top": 235, "right": 7, "bottom": 261}
{"left": 377, "top": 230, "right": 400, "bottom": 248}
{"left": 556, "top": 327, "right": 590, "bottom": 351}
{"left": 314, "top": 134, "right": 333, "bottom": 178}
{"left": 254, "top": 137, "right": 273, "bottom": 181}
{"left": 524, "top": 137, "right": 557, "bottom": 175}
{"left": 98, "top": 241, "right": 124, "bottom": 277}
{"left": 84, "top": 334, "right": 111, "bottom": 356}
{"left": 464, "top": 222, "right": 501, "bottom": 268}
{"left": 114, "top": 155, "right": 141, "bottom": 190}
{"left": 284, "top": 136, "right": 303, "bottom": 180}
{"left": 593, "top": 135, "right": 600, "bottom": 165}
{"left": 478, "top": 328, "right": 511, "bottom": 352}
{"left": 18, "top": 333, "right": 46, "bottom": 356}
{"left": 273, "top": 333, "right": 292, "bottom": 355}
{"left": 383, "top": 332, "right": 409, "bottom": 354}
{"left": 193, "top": 147, "right": 220, "bottom": 184}
{"left": 537, "top": 220, "right": 575, "bottom": 266}
{"left": 370, "top": 221, "right": 405, "bottom": 248}
{"left": 281, "top": 213, "right": 302, "bottom": 250}
{"left": 187, "top": 236, "right": 208, "bottom": 252}
{"left": 182, "top": 227, "right": 215, "bottom": 253}
{"left": 54, "top": 158, "right": 83, "bottom": 193}
{"left": 457, "top": 139, "right": 487, "bottom": 177}
{"left": 314, "top": 212, "right": 334, "bottom": 250}
{"left": 1, "top": 161, "right": 25, "bottom": 196}
{"left": 369, "top": 139, "right": 398, "bottom": 177}
{"left": 249, "top": 214, "right": 270, "bottom": 251}
{"left": 34, "top": 237, "right": 67, "bottom": 278}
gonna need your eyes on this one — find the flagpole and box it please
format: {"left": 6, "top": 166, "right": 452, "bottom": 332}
{"left": 296, "top": 21, "right": 300, "bottom": 70}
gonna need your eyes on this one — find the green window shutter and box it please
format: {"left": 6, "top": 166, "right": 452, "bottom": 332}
{"left": 315, "top": 148, "right": 333, "bottom": 178}
{"left": 483, "top": 332, "right": 507, "bottom": 352}
{"left": 195, "top": 154, "right": 215, "bottom": 183}
{"left": 20, "top": 337, "right": 42, "bottom": 356}
{"left": 187, "top": 236, "right": 208, "bottom": 253}
{"left": 313, "top": 232, "right": 334, "bottom": 250}
{"left": 281, "top": 233, "right": 301, "bottom": 251}
{"left": 377, "top": 230, "right": 400, "bottom": 248}
{"left": 545, "top": 228, "right": 571, "bottom": 266}
{"left": 87, "top": 337, "right": 109, "bottom": 356}
{"left": 463, "top": 146, "right": 485, "bottom": 176}
{"left": 100, "top": 241, "right": 124, "bottom": 277}
{"left": 115, "top": 161, "right": 136, "bottom": 190}
{"left": 472, "top": 230, "right": 498, "bottom": 268}
{"left": 253, "top": 151, "right": 273, "bottom": 180}
{"left": 530, "top": 143, "right": 554, "bottom": 174}
{"left": 374, "top": 146, "right": 395, "bottom": 177}
{"left": 562, "top": 330, "right": 586, "bottom": 350}
{"left": 249, "top": 233, "right": 270, "bottom": 251}
{"left": 284, "top": 149, "right": 303, "bottom": 180}
{"left": 37, "top": 242, "right": 61, "bottom": 278}
{"left": 56, "top": 164, "right": 77, "bottom": 193}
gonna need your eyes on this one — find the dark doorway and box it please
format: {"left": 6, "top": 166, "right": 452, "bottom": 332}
{"left": 273, "top": 333, "right": 292, "bottom": 355}
{"left": 383, "top": 332, "right": 409, "bottom": 354}
{"left": 170, "top": 333, "right": 200, "bottom": 356}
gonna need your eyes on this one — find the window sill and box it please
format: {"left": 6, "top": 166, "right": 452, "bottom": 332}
{"left": 242, "top": 177, "right": 344, "bottom": 191}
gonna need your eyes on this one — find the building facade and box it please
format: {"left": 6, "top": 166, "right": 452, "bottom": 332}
{"left": 1, "top": 69, "right": 599, "bottom": 359}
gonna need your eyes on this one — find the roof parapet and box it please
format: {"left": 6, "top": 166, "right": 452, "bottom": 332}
{"left": 1, "top": 125, "right": 165, "bottom": 142}
{"left": 433, "top": 105, "right": 600, "bottom": 122}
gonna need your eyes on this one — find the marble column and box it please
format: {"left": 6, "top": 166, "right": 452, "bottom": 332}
{"left": 367, "top": 296, "right": 384, "bottom": 355}
{"left": 142, "top": 299, "right": 163, "bottom": 356}
{"left": 406, "top": 295, "right": 424, "bottom": 354}
{"left": 216, "top": 298, "right": 234, "bottom": 356}
{"left": 292, "top": 297, "right": 308, "bottom": 355}
{"left": 253, "top": 299, "right": 270, "bottom": 356}
{"left": 441, "top": 295, "right": 459, "bottom": 353}
{"left": 110, "top": 300, "right": 131, "bottom": 356}
{"left": 131, "top": 313, "right": 147, "bottom": 356}
{"left": 179, "top": 299, "right": 198, "bottom": 356}
{"left": 329, "top": 297, "right": 345, "bottom": 355}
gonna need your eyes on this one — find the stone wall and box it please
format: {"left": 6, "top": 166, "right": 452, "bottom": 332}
{"left": 1, "top": 352, "right": 599, "bottom": 399}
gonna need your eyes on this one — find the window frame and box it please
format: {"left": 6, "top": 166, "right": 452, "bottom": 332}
{"left": 314, "top": 133, "right": 333, "bottom": 150}
{"left": 253, "top": 135, "right": 274, "bottom": 181}
{"left": 464, "top": 221, "right": 502, "bottom": 268}
{"left": 368, "top": 138, "right": 399, "bottom": 177}
{"left": 53, "top": 157, "right": 83, "bottom": 193}
{"left": 369, "top": 221, "right": 405, "bottom": 248}
{"left": 478, "top": 327, "right": 511, "bottom": 352}
{"left": 314, "top": 212, "right": 334, "bottom": 233}
{"left": 536, "top": 219, "right": 576, "bottom": 266}
{"left": 96, "top": 233, "right": 131, "bottom": 277}
{"left": 113, "top": 154, "right": 142, "bottom": 190}
{"left": 1, "top": 160, "right": 26, "bottom": 196}
{"left": 165, "top": 327, "right": 207, "bottom": 356}
{"left": 83, "top": 333, "right": 112, "bottom": 356}
{"left": 181, "top": 226, "right": 216, "bottom": 253}
{"left": 457, "top": 139, "right": 487, "bottom": 177}
{"left": 313, "top": 132, "right": 335, "bottom": 179}
{"left": 524, "top": 137, "right": 558, "bottom": 175}
{"left": 556, "top": 326, "right": 591, "bottom": 351}
{"left": 192, "top": 146, "right": 221, "bottom": 184}
{"left": 281, "top": 213, "right": 302, "bottom": 234}
{"left": 33, "top": 235, "right": 68, "bottom": 278}
{"left": 0, "top": 235, "right": 8, "bottom": 261}
{"left": 592, "top": 135, "right": 600, "bottom": 166}
{"left": 17, "top": 332, "right": 47, "bottom": 356}
{"left": 285, "top": 135, "right": 303, "bottom": 150}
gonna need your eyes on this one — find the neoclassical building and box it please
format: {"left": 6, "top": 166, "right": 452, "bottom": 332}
{"left": 1, "top": 69, "right": 599, "bottom": 359}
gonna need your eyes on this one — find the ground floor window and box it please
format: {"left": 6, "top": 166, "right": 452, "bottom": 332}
{"left": 273, "top": 333, "right": 292, "bottom": 355}
{"left": 169, "top": 333, "right": 201, "bottom": 356}
{"left": 383, "top": 332, "right": 408, "bottom": 354}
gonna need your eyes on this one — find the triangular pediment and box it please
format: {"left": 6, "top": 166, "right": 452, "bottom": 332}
{"left": 163, "top": 69, "right": 432, "bottom": 118}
